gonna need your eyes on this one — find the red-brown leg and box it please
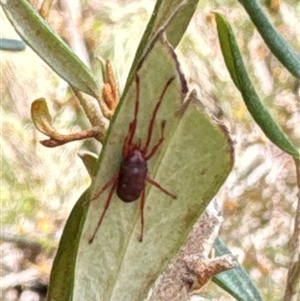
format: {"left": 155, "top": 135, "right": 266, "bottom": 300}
{"left": 139, "top": 188, "right": 146, "bottom": 242}
{"left": 146, "top": 175, "right": 177, "bottom": 199}
{"left": 143, "top": 76, "right": 175, "bottom": 154}
{"left": 91, "top": 173, "right": 119, "bottom": 201}
{"left": 89, "top": 177, "right": 118, "bottom": 244}
{"left": 144, "top": 120, "right": 166, "bottom": 160}
{"left": 123, "top": 75, "right": 141, "bottom": 156}
{"left": 122, "top": 121, "right": 135, "bottom": 157}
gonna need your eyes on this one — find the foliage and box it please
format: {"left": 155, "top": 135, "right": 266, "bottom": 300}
{"left": 1, "top": 0, "right": 299, "bottom": 300}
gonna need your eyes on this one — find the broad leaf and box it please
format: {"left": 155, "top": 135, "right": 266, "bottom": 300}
{"left": 73, "top": 37, "right": 233, "bottom": 301}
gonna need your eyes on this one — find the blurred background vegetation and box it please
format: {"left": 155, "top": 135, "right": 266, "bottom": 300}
{"left": 1, "top": 0, "right": 299, "bottom": 300}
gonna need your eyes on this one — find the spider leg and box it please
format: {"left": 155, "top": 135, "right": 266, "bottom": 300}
{"left": 89, "top": 175, "right": 119, "bottom": 244}
{"left": 123, "top": 75, "right": 141, "bottom": 156}
{"left": 139, "top": 188, "right": 146, "bottom": 242}
{"left": 91, "top": 173, "right": 119, "bottom": 201}
{"left": 144, "top": 120, "right": 166, "bottom": 160}
{"left": 143, "top": 76, "right": 175, "bottom": 154}
{"left": 146, "top": 175, "right": 177, "bottom": 199}
{"left": 122, "top": 121, "right": 135, "bottom": 156}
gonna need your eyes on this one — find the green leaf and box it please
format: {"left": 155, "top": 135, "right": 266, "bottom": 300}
{"left": 0, "top": 38, "right": 26, "bottom": 51}
{"left": 213, "top": 237, "right": 265, "bottom": 301}
{"left": 72, "top": 37, "right": 233, "bottom": 300}
{"left": 47, "top": 190, "right": 90, "bottom": 301}
{"left": 238, "top": 0, "right": 300, "bottom": 78}
{"left": 1, "top": 0, "right": 98, "bottom": 96}
{"left": 78, "top": 152, "right": 98, "bottom": 178}
{"left": 215, "top": 12, "right": 299, "bottom": 159}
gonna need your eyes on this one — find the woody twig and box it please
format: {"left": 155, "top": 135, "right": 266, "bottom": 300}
{"left": 146, "top": 200, "right": 238, "bottom": 301}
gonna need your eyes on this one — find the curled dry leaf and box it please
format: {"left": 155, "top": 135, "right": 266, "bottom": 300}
{"left": 31, "top": 98, "right": 56, "bottom": 136}
{"left": 31, "top": 98, "right": 103, "bottom": 147}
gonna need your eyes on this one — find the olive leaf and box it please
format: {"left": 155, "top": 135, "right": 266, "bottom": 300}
{"left": 238, "top": 0, "right": 300, "bottom": 78}
{"left": 78, "top": 153, "right": 98, "bottom": 178}
{"left": 213, "top": 238, "right": 265, "bottom": 301}
{"left": 215, "top": 12, "right": 299, "bottom": 159}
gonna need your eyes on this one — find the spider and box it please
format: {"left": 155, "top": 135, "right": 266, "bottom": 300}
{"left": 89, "top": 74, "right": 177, "bottom": 243}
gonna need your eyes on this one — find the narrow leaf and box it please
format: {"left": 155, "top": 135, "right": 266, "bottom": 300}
{"left": 1, "top": 0, "right": 98, "bottom": 96}
{"left": 78, "top": 152, "right": 98, "bottom": 178}
{"left": 213, "top": 237, "right": 265, "bottom": 301}
{"left": 0, "top": 38, "right": 26, "bottom": 51}
{"left": 215, "top": 13, "right": 299, "bottom": 159}
{"left": 238, "top": 0, "right": 300, "bottom": 78}
{"left": 47, "top": 190, "right": 90, "bottom": 301}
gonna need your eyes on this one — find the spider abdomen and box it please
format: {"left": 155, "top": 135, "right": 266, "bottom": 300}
{"left": 117, "top": 149, "right": 148, "bottom": 202}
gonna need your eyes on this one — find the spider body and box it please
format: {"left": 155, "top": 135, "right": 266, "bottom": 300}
{"left": 89, "top": 75, "right": 177, "bottom": 244}
{"left": 117, "top": 149, "right": 148, "bottom": 202}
